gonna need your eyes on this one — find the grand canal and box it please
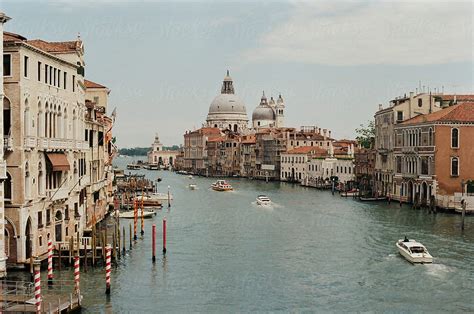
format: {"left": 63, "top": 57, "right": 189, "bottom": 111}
{"left": 25, "top": 157, "right": 474, "bottom": 312}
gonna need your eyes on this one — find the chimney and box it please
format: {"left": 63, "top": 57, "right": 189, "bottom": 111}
{"left": 378, "top": 104, "right": 383, "bottom": 111}
{"left": 323, "top": 129, "right": 327, "bottom": 140}
{"left": 328, "top": 130, "right": 331, "bottom": 138}
{"left": 318, "top": 128, "right": 321, "bottom": 134}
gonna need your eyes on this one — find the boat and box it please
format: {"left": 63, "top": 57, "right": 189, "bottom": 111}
{"left": 156, "top": 177, "right": 162, "bottom": 182}
{"left": 118, "top": 210, "right": 155, "bottom": 219}
{"left": 189, "top": 184, "right": 197, "bottom": 190}
{"left": 359, "top": 196, "right": 387, "bottom": 202}
{"left": 176, "top": 170, "right": 188, "bottom": 175}
{"left": 396, "top": 237, "right": 433, "bottom": 264}
{"left": 136, "top": 192, "right": 173, "bottom": 202}
{"left": 340, "top": 189, "right": 359, "bottom": 197}
{"left": 126, "top": 163, "right": 141, "bottom": 170}
{"left": 256, "top": 195, "right": 271, "bottom": 206}
{"left": 144, "top": 164, "right": 159, "bottom": 170}
{"left": 211, "top": 180, "right": 233, "bottom": 191}
{"left": 188, "top": 175, "right": 193, "bottom": 179}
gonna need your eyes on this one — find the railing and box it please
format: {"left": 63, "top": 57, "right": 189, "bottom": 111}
{"left": 3, "top": 136, "right": 13, "bottom": 151}
{"left": 23, "top": 136, "right": 36, "bottom": 149}
{"left": 57, "top": 237, "right": 92, "bottom": 250}
{"left": 48, "top": 186, "right": 69, "bottom": 201}
{"left": 0, "top": 280, "right": 34, "bottom": 312}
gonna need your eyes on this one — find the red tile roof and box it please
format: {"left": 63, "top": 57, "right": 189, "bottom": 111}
{"left": 402, "top": 102, "right": 474, "bottom": 124}
{"left": 27, "top": 39, "right": 81, "bottom": 53}
{"left": 438, "top": 95, "right": 474, "bottom": 102}
{"left": 3, "top": 31, "right": 26, "bottom": 42}
{"left": 85, "top": 79, "right": 107, "bottom": 89}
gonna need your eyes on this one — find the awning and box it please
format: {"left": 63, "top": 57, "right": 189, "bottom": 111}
{"left": 46, "top": 153, "right": 70, "bottom": 172}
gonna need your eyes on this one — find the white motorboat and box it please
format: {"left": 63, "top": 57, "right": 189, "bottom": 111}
{"left": 189, "top": 184, "right": 197, "bottom": 190}
{"left": 118, "top": 210, "right": 155, "bottom": 219}
{"left": 188, "top": 175, "right": 193, "bottom": 179}
{"left": 396, "top": 238, "right": 433, "bottom": 264}
{"left": 256, "top": 195, "right": 271, "bottom": 206}
{"left": 340, "top": 189, "right": 359, "bottom": 197}
{"left": 211, "top": 180, "right": 233, "bottom": 191}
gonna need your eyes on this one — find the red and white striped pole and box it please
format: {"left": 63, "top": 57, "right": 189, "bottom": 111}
{"left": 74, "top": 256, "right": 80, "bottom": 295}
{"left": 162, "top": 218, "right": 167, "bottom": 255}
{"left": 34, "top": 261, "right": 41, "bottom": 314}
{"left": 152, "top": 224, "right": 156, "bottom": 262}
{"left": 47, "top": 240, "right": 53, "bottom": 285}
{"left": 105, "top": 245, "right": 111, "bottom": 295}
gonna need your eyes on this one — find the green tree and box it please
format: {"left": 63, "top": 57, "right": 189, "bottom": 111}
{"left": 355, "top": 120, "right": 375, "bottom": 149}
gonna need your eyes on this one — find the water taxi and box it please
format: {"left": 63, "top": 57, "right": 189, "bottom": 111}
{"left": 126, "top": 163, "right": 141, "bottom": 170}
{"left": 396, "top": 237, "right": 433, "bottom": 264}
{"left": 256, "top": 195, "right": 271, "bottom": 206}
{"left": 189, "top": 183, "right": 197, "bottom": 190}
{"left": 211, "top": 180, "right": 233, "bottom": 191}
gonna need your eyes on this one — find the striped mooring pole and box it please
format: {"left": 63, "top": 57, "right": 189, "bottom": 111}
{"left": 34, "top": 261, "right": 41, "bottom": 313}
{"left": 74, "top": 256, "right": 80, "bottom": 295}
{"left": 105, "top": 245, "right": 111, "bottom": 295}
{"left": 47, "top": 240, "right": 53, "bottom": 285}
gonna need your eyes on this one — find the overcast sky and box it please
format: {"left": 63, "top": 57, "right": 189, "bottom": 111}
{"left": 3, "top": 0, "right": 473, "bottom": 147}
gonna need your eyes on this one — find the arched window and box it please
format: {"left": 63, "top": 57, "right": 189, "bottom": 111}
{"left": 63, "top": 107, "right": 68, "bottom": 139}
{"left": 3, "top": 97, "right": 11, "bottom": 137}
{"left": 37, "top": 101, "right": 42, "bottom": 137}
{"left": 44, "top": 103, "right": 49, "bottom": 137}
{"left": 24, "top": 99, "right": 30, "bottom": 136}
{"left": 418, "top": 98, "right": 422, "bottom": 107}
{"left": 428, "top": 128, "right": 433, "bottom": 146}
{"left": 5, "top": 172, "right": 12, "bottom": 201}
{"left": 451, "top": 128, "right": 459, "bottom": 148}
{"left": 233, "top": 124, "right": 237, "bottom": 132}
{"left": 451, "top": 157, "right": 459, "bottom": 176}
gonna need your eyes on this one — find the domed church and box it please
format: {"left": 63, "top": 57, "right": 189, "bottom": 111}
{"left": 252, "top": 91, "right": 285, "bottom": 129}
{"left": 206, "top": 71, "right": 249, "bottom": 132}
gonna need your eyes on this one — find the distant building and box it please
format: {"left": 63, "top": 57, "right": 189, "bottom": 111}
{"left": 280, "top": 146, "right": 325, "bottom": 183}
{"left": 252, "top": 92, "right": 285, "bottom": 129}
{"left": 206, "top": 71, "right": 249, "bottom": 133}
{"left": 147, "top": 134, "right": 180, "bottom": 168}
{"left": 183, "top": 127, "right": 221, "bottom": 175}
{"left": 354, "top": 148, "right": 376, "bottom": 196}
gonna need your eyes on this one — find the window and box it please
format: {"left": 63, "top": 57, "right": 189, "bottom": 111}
{"left": 98, "top": 131, "right": 104, "bottom": 146}
{"left": 46, "top": 208, "right": 51, "bottom": 225}
{"left": 37, "top": 61, "right": 41, "bottom": 81}
{"left": 45, "top": 64, "right": 48, "bottom": 83}
{"left": 72, "top": 75, "right": 75, "bottom": 91}
{"left": 58, "top": 70, "right": 61, "bottom": 87}
{"left": 49, "top": 66, "right": 52, "bottom": 85}
{"left": 451, "top": 128, "right": 459, "bottom": 148}
{"left": 63, "top": 72, "right": 67, "bottom": 89}
{"left": 39, "top": 236, "right": 43, "bottom": 247}
{"left": 23, "top": 56, "right": 29, "bottom": 77}
{"left": 53, "top": 68, "right": 56, "bottom": 86}
{"left": 396, "top": 157, "right": 402, "bottom": 173}
{"left": 451, "top": 157, "right": 459, "bottom": 176}
{"left": 421, "top": 157, "right": 428, "bottom": 175}
{"left": 3, "top": 54, "right": 11, "bottom": 76}
{"left": 38, "top": 211, "right": 43, "bottom": 228}
{"left": 418, "top": 98, "right": 422, "bottom": 108}
{"left": 93, "top": 96, "right": 99, "bottom": 104}
{"left": 397, "top": 111, "right": 403, "bottom": 122}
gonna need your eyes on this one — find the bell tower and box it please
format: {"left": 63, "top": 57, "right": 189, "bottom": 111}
{"left": 275, "top": 94, "right": 285, "bottom": 128}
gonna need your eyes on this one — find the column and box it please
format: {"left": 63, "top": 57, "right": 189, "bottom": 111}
{"left": 0, "top": 11, "right": 11, "bottom": 278}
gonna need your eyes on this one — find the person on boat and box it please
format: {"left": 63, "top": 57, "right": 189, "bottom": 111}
{"left": 404, "top": 236, "right": 409, "bottom": 242}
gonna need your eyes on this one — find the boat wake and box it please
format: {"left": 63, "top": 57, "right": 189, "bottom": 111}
{"left": 424, "top": 263, "right": 455, "bottom": 278}
{"left": 251, "top": 201, "right": 274, "bottom": 210}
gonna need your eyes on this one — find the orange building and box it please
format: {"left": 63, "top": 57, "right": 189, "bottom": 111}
{"left": 393, "top": 102, "right": 474, "bottom": 211}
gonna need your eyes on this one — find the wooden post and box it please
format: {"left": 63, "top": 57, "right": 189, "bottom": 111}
{"left": 129, "top": 223, "right": 132, "bottom": 250}
{"left": 112, "top": 231, "right": 117, "bottom": 262}
{"left": 92, "top": 226, "right": 96, "bottom": 266}
{"left": 122, "top": 226, "right": 126, "bottom": 253}
{"left": 461, "top": 200, "right": 466, "bottom": 231}
{"left": 58, "top": 244, "right": 62, "bottom": 271}
{"left": 83, "top": 238, "right": 88, "bottom": 272}
{"left": 117, "top": 226, "right": 121, "bottom": 258}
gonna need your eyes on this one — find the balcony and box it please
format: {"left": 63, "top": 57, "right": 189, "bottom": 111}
{"left": 402, "top": 147, "right": 417, "bottom": 154}
{"left": 4, "top": 136, "right": 13, "bottom": 151}
{"left": 48, "top": 186, "right": 70, "bottom": 201}
{"left": 377, "top": 148, "right": 389, "bottom": 155}
{"left": 23, "top": 136, "right": 36, "bottom": 150}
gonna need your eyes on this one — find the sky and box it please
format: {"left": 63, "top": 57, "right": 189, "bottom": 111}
{"left": 2, "top": 0, "right": 473, "bottom": 147}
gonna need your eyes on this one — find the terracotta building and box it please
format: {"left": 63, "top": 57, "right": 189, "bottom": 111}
{"left": 393, "top": 102, "right": 474, "bottom": 211}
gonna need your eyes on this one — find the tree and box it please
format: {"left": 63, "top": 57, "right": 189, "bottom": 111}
{"left": 355, "top": 120, "right": 375, "bottom": 149}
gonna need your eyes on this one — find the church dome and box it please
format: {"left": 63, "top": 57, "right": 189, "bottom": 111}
{"left": 208, "top": 93, "right": 247, "bottom": 115}
{"left": 252, "top": 103, "right": 275, "bottom": 121}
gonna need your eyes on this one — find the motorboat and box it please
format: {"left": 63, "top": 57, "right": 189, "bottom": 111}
{"left": 256, "top": 195, "right": 271, "bottom": 206}
{"left": 117, "top": 210, "right": 155, "bottom": 219}
{"left": 340, "top": 189, "right": 359, "bottom": 197}
{"left": 188, "top": 175, "right": 193, "bottom": 179}
{"left": 126, "top": 163, "right": 141, "bottom": 170}
{"left": 359, "top": 196, "right": 387, "bottom": 202}
{"left": 144, "top": 164, "right": 159, "bottom": 170}
{"left": 211, "top": 180, "right": 233, "bottom": 191}
{"left": 396, "top": 237, "right": 433, "bottom": 264}
{"left": 189, "top": 183, "right": 197, "bottom": 190}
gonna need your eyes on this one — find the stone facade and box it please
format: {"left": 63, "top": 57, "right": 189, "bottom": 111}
{"left": 147, "top": 134, "right": 180, "bottom": 168}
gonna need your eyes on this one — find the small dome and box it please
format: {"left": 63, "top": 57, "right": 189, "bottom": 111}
{"left": 252, "top": 103, "right": 275, "bottom": 121}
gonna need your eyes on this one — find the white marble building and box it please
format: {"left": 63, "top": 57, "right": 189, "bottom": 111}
{"left": 252, "top": 92, "right": 285, "bottom": 129}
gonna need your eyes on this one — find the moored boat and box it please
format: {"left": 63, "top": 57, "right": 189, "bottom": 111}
{"left": 340, "top": 189, "right": 359, "bottom": 197}
{"left": 189, "top": 183, "right": 197, "bottom": 190}
{"left": 256, "top": 195, "right": 271, "bottom": 206}
{"left": 211, "top": 180, "right": 233, "bottom": 191}
{"left": 359, "top": 196, "right": 387, "bottom": 202}
{"left": 126, "top": 163, "right": 141, "bottom": 170}
{"left": 118, "top": 210, "right": 155, "bottom": 219}
{"left": 396, "top": 237, "right": 433, "bottom": 264}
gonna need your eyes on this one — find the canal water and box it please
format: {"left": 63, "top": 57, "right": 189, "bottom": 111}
{"left": 24, "top": 156, "right": 474, "bottom": 312}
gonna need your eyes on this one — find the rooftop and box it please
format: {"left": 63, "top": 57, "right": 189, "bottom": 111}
{"left": 85, "top": 79, "right": 108, "bottom": 89}
{"left": 401, "top": 102, "right": 474, "bottom": 124}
